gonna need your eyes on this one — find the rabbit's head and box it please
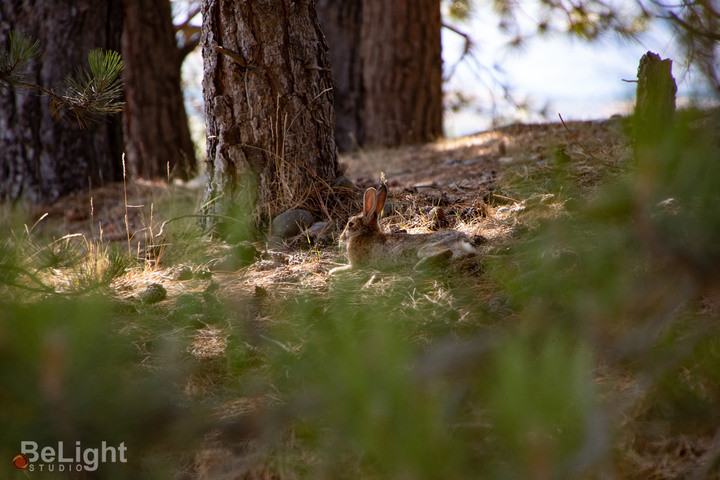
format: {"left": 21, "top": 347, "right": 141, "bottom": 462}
{"left": 340, "top": 185, "right": 388, "bottom": 243}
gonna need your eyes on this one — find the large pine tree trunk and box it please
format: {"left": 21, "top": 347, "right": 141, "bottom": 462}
{"left": 121, "top": 0, "right": 197, "bottom": 181}
{"left": 200, "top": 0, "right": 338, "bottom": 238}
{"left": 316, "top": 0, "right": 362, "bottom": 151}
{"left": 361, "top": 0, "right": 442, "bottom": 146}
{"left": 318, "top": 0, "right": 443, "bottom": 150}
{"left": 0, "top": 0, "right": 124, "bottom": 203}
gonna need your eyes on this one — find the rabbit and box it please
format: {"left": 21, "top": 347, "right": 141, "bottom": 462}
{"left": 330, "top": 185, "right": 479, "bottom": 274}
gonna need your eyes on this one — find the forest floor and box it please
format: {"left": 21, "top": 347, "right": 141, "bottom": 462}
{"left": 27, "top": 117, "right": 631, "bottom": 328}
{"left": 33, "top": 116, "right": 629, "bottom": 261}
{"left": 9, "top": 115, "right": 718, "bottom": 479}
{"left": 30, "top": 116, "right": 632, "bottom": 323}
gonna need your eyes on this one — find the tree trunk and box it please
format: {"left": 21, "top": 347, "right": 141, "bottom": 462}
{"left": 200, "top": 0, "right": 338, "bottom": 239}
{"left": 361, "top": 0, "right": 442, "bottom": 146}
{"left": 316, "top": 0, "right": 362, "bottom": 151}
{"left": 318, "top": 0, "right": 443, "bottom": 150}
{"left": 122, "top": 0, "right": 197, "bottom": 181}
{"left": 0, "top": 0, "right": 124, "bottom": 204}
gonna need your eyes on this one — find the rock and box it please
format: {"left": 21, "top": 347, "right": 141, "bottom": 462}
{"left": 306, "top": 221, "right": 333, "bottom": 247}
{"left": 271, "top": 209, "right": 314, "bottom": 238}
{"left": 307, "top": 221, "right": 329, "bottom": 238}
{"left": 233, "top": 241, "right": 261, "bottom": 266}
{"left": 175, "top": 266, "right": 193, "bottom": 281}
{"left": 138, "top": 283, "right": 167, "bottom": 304}
{"left": 332, "top": 175, "right": 357, "bottom": 191}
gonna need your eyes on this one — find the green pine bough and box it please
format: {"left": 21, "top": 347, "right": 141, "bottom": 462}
{"left": 0, "top": 30, "right": 124, "bottom": 128}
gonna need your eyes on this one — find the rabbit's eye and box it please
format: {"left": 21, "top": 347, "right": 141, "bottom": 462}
{"left": 348, "top": 220, "right": 356, "bottom": 228}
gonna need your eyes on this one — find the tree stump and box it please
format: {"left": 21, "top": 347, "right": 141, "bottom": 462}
{"left": 634, "top": 51, "right": 677, "bottom": 145}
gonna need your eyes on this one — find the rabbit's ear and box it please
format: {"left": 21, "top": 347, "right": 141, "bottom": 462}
{"left": 375, "top": 185, "right": 388, "bottom": 216}
{"left": 363, "top": 188, "right": 377, "bottom": 217}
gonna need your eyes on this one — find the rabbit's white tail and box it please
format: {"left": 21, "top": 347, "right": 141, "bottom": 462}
{"left": 451, "top": 238, "right": 478, "bottom": 258}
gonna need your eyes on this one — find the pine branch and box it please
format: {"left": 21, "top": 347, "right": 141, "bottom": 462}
{"left": 58, "top": 49, "right": 125, "bottom": 128}
{"left": 662, "top": 10, "right": 720, "bottom": 42}
{"left": 0, "top": 30, "right": 41, "bottom": 86}
{"left": 1, "top": 31, "right": 125, "bottom": 129}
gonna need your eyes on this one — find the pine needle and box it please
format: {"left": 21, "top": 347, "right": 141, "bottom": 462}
{"left": 0, "top": 30, "right": 41, "bottom": 86}
{"left": 1, "top": 31, "right": 125, "bottom": 128}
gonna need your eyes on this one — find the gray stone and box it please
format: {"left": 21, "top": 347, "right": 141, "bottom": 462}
{"left": 307, "top": 221, "right": 329, "bottom": 238}
{"left": 271, "top": 209, "right": 314, "bottom": 238}
{"left": 332, "top": 175, "right": 357, "bottom": 191}
{"left": 138, "top": 283, "right": 167, "bottom": 304}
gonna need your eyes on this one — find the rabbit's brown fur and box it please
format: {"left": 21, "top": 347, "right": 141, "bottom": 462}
{"left": 330, "top": 185, "right": 478, "bottom": 273}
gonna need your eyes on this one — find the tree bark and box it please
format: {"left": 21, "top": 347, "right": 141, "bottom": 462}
{"left": 0, "top": 0, "right": 124, "bottom": 204}
{"left": 316, "top": 0, "right": 362, "bottom": 151}
{"left": 361, "top": 0, "right": 442, "bottom": 146}
{"left": 634, "top": 51, "right": 677, "bottom": 146}
{"left": 122, "top": 0, "right": 197, "bottom": 181}
{"left": 318, "top": 0, "right": 443, "bottom": 150}
{"left": 200, "top": 0, "right": 338, "bottom": 238}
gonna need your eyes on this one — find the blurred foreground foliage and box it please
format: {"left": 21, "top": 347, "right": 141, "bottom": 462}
{"left": 1, "top": 108, "right": 719, "bottom": 478}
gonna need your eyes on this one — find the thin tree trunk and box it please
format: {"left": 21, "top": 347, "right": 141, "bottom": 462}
{"left": 122, "top": 0, "right": 197, "bottom": 181}
{"left": 0, "top": 0, "right": 124, "bottom": 203}
{"left": 200, "top": 0, "right": 338, "bottom": 238}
